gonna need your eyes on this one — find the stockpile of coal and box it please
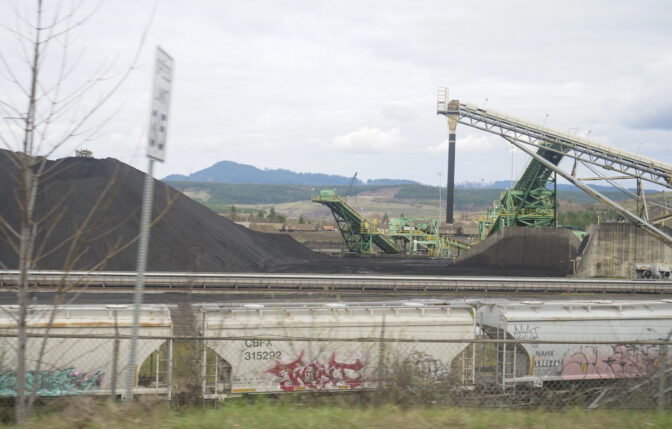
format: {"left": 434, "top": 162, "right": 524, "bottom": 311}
{"left": 453, "top": 226, "right": 580, "bottom": 276}
{"left": 0, "top": 150, "right": 579, "bottom": 277}
{"left": 0, "top": 150, "right": 319, "bottom": 272}
{"left": 271, "top": 255, "right": 569, "bottom": 276}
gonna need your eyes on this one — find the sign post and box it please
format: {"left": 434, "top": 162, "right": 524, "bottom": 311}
{"left": 125, "top": 46, "right": 173, "bottom": 401}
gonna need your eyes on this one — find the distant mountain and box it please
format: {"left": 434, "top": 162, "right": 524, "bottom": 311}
{"left": 163, "top": 160, "right": 418, "bottom": 186}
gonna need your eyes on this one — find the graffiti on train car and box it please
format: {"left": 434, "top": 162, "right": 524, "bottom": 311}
{"left": 0, "top": 368, "right": 104, "bottom": 396}
{"left": 266, "top": 350, "right": 364, "bottom": 391}
{"left": 512, "top": 324, "right": 539, "bottom": 340}
{"left": 409, "top": 351, "right": 450, "bottom": 381}
{"left": 560, "top": 345, "right": 660, "bottom": 379}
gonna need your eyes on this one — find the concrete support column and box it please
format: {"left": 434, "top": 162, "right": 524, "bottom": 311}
{"left": 446, "top": 115, "right": 457, "bottom": 224}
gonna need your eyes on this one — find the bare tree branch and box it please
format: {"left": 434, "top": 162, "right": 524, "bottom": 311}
{"left": 1, "top": 0, "right": 163, "bottom": 420}
{"left": 0, "top": 52, "right": 30, "bottom": 97}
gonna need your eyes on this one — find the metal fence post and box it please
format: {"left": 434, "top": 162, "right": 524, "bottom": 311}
{"left": 201, "top": 338, "right": 207, "bottom": 399}
{"left": 110, "top": 311, "right": 119, "bottom": 400}
{"left": 167, "top": 338, "right": 173, "bottom": 401}
{"left": 155, "top": 349, "right": 160, "bottom": 389}
{"left": 660, "top": 341, "right": 667, "bottom": 411}
{"left": 377, "top": 316, "right": 386, "bottom": 391}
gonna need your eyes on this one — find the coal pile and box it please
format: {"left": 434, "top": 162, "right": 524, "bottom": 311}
{"left": 272, "top": 254, "right": 571, "bottom": 276}
{"left": 0, "top": 150, "right": 319, "bottom": 272}
{"left": 0, "top": 150, "right": 578, "bottom": 277}
{"left": 454, "top": 226, "right": 580, "bottom": 276}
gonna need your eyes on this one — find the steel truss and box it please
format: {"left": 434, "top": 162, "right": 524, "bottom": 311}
{"left": 504, "top": 136, "right": 672, "bottom": 246}
{"left": 437, "top": 88, "right": 672, "bottom": 245}
{"left": 444, "top": 101, "right": 672, "bottom": 187}
{"left": 483, "top": 142, "right": 562, "bottom": 238}
{"left": 311, "top": 193, "right": 399, "bottom": 254}
{"left": 311, "top": 193, "right": 468, "bottom": 256}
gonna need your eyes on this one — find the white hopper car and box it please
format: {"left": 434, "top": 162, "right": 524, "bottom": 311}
{"left": 476, "top": 299, "right": 672, "bottom": 387}
{"left": 198, "top": 302, "right": 475, "bottom": 398}
{"left": 4, "top": 299, "right": 672, "bottom": 399}
{"left": 0, "top": 304, "right": 172, "bottom": 397}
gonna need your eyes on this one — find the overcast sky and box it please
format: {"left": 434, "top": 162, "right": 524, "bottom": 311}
{"left": 1, "top": 0, "right": 671, "bottom": 185}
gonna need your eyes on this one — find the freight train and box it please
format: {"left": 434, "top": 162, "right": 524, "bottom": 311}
{"left": 198, "top": 302, "right": 475, "bottom": 398}
{"left": 0, "top": 304, "right": 172, "bottom": 398}
{"left": 1, "top": 299, "right": 671, "bottom": 399}
{"left": 476, "top": 299, "right": 672, "bottom": 387}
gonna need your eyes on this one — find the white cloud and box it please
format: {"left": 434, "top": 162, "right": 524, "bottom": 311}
{"left": 3, "top": 1, "right": 672, "bottom": 184}
{"left": 381, "top": 104, "right": 416, "bottom": 122}
{"left": 426, "top": 134, "right": 501, "bottom": 153}
{"left": 331, "top": 126, "right": 403, "bottom": 153}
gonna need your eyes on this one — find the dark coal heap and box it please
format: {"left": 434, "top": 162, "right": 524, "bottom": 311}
{"left": 0, "top": 150, "right": 319, "bottom": 272}
{"left": 455, "top": 226, "right": 580, "bottom": 276}
{"left": 0, "top": 150, "right": 575, "bottom": 277}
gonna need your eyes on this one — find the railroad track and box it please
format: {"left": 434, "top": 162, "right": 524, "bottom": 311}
{"left": 1, "top": 271, "right": 671, "bottom": 294}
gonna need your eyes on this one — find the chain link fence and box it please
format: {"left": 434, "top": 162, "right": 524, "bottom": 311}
{"left": 3, "top": 301, "right": 672, "bottom": 412}
{"left": 2, "top": 333, "right": 672, "bottom": 410}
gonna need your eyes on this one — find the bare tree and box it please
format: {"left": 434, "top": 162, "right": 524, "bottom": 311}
{"left": 0, "top": 0, "right": 174, "bottom": 423}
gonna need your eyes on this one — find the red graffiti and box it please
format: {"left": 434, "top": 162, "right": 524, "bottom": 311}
{"left": 560, "top": 345, "right": 660, "bottom": 380}
{"left": 266, "top": 351, "right": 364, "bottom": 392}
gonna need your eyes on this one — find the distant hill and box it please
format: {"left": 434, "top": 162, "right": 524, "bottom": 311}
{"left": 163, "top": 160, "right": 418, "bottom": 186}
{"left": 365, "top": 178, "right": 419, "bottom": 186}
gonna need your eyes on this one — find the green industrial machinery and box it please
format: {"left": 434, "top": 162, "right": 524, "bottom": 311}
{"left": 311, "top": 190, "right": 470, "bottom": 257}
{"left": 311, "top": 190, "right": 398, "bottom": 254}
{"left": 479, "top": 142, "right": 565, "bottom": 240}
{"left": 387, "top": 216, "right": 470, "bottom": 257}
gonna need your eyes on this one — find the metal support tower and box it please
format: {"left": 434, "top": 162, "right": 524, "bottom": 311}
{"left": 482, "top": 142, "right": 564, "bottom": 238}
{"left": 438, "top": 88, "right": 458, "bottom": 224}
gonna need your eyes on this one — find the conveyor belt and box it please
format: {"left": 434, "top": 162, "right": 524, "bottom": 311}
{"left": 439, "top": 98, "right": 672, "bottom": 187}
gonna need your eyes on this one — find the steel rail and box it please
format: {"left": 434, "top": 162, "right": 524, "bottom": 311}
{"left": 2, "top": 331, "right": 672, "bottom": 345}
{"left": 1, "top": 270, "right": 671, "bottom": 294}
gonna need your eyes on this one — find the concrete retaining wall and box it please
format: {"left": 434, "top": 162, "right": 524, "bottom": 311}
{"left": 575, "top": 223, "right": 672, "bottom": 279}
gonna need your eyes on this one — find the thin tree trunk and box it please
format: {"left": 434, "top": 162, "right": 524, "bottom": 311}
{"left": 16, "top": 224, "right": 28, "bottom": 423}
{"left": 16, "top": 0, "right": 43, "bottom": 423}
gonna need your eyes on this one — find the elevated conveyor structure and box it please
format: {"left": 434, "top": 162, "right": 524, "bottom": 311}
{"left": 311, "top": 190, "right": 399, "bottom": 254}
{"left": 311, "top": 190, "right": 469, "bottom": 256}
{"left": 481, "top": 141, "right": 563, "bottom": 238}
{"left": 437, "top": 88, "right": 672, "bottom": 246}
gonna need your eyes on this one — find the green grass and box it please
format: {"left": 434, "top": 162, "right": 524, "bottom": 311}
{"left": 9, "top": 397, "right": 672, "bottom": 429}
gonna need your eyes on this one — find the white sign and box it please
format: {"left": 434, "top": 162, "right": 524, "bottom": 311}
{"left": 147, "top": 47, "right": 174, "bottom": 162}
{"left": 437, "top": 87, "right": 448, "bottom": 114}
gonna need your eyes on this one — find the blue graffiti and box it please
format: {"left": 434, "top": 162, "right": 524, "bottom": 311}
{"left": 0, "top": 368, "right": 104, "bottom": 397}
